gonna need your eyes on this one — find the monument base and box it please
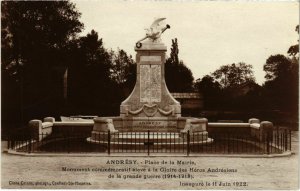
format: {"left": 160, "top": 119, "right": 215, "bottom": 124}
{"left": 87, "top": 131, "right": 213, "bottom": 149}
{"left": 87, "top": 116, "right": 213, "bottom": 147}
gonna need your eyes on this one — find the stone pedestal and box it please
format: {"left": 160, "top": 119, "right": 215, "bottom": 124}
{"left": 120, "top": 42, "right": 181, "bottom": 119}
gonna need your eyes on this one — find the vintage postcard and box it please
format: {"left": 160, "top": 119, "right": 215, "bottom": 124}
{"left": 1, "top": 0, "right": 299, "bottom": 190}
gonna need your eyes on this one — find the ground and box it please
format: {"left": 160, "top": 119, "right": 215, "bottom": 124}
{"left": 1, "top": 132, "right": 298, "bottom": 190}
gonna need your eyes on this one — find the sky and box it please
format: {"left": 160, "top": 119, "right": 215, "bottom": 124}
{"left": 73, "top": 0, "right": 299, "bottom": 85}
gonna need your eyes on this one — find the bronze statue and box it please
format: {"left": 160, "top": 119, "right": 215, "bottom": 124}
{"left": 136, "top": 18, "right": 170, "bottom": 48}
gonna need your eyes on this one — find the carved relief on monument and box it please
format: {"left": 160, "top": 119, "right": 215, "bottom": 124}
{"left": 140, "top": 64, "right": 161, "bottom": 102}
{"left": 127, "top": 103, "right": 174, "bottom": 117}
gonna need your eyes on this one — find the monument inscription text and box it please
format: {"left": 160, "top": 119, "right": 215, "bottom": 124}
{"left": 140, "top": 64, "right": 161, "bottom": 102}
{"left": 131, "top": 120, "right": 177, "bottom": 129}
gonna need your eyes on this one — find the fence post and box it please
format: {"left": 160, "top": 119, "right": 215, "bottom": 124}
{"left": 277, "top": 126, "right": 279, "bottom": 149}
{"left": 28, "top": 134, "right": 32, "bottom": 153}
{"left": 227, "top": 133, "right": 230, "bottom": 153}
{"left": 187, "top": 130, "right": 190, "bottom": 156}
{"left": 266, "top": 131, "right": 270, "bottom": 154}
{"left": 289, "top": 130, "right": 292, "bottom": 151}
{"left": 147, "top": 130, "right": 150, "bottom": 156}
{"left": 284, "top": 129, "right": 288, "bottom": 151}
{"left": 108, "top": 130, "right": 111, "bottom": 155}
{"left": 7, "top": 139, "right": 10, "bottom": 150}
{"left": 12, "top": 139, "right": 14, "bottom": 150}
{"left": 67, "top": 133, "right": 70, "bottom": 153}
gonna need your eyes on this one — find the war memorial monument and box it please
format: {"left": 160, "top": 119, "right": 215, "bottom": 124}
{"left": 87, "top": 18, "right": 212, "bottom": 146}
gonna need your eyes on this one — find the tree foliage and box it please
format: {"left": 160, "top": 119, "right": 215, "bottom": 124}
{"left": 263, "top": 25, "right": 299, "bottom": 111}
{"left": 195, "top": 75, "right": 221, "bottom": 95}
{"left": 110, "top": 49, "right": 135, "bottom": 85}
{"left": 67, "top": 30, "right": 111, "bottom": 107}
{"left": 1, "top": 1, "right": 83, "bottom": 125}
{"left": 263, "top": 54, "right": 298, "bottom": 111}
{"left": 165, "top": 38, "right": 194, "bottom": 92}
{"left": 264, "top": 55, "right": 292, "bottom": 81}
{"left": 212, "top": 62, "right": 255, "bottom": 88}
{"left": 194, "top": 75, "right": 221, "bottom": 109}
{"left": 2, "top": 1, "right": 83, "bottom": 79}
{"left": 287, "top": 25, "right": 299, "bottom": 57}
{"left": 66, "top": 30, "right": 136, "bottom": 115}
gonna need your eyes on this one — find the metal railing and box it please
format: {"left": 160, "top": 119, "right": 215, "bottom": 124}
{"left": 7, "top": 129, "right": 291, "bottom": 156}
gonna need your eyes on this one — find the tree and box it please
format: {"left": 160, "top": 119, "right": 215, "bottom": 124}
{"left": 211, "top": 65, "right": 230, "bottom": 88}
{"left": 67, "top": 30, "right": 116, "bottom": 115}
{"left": 66, "top": 30, "right": 136, "bottom": 115}
{"left": 110, "top": 49, "right": 135, "bottom": 85}
{"left": 1, "top": 1, "right": 83, "bottom": 126}
{"left": 109, "top": 48, "right": 136, "bottom": 98}
{"left": 194, "top": 75, "right": 221, "bottom": 109}
{"left": 264, "top": 55, "right": 292, "bottom": 81}
{"left": 2, "top": 1, "right": 83, "bottom": 79}
{"left": 261, "top": 25, "right": 299, "bottom": 114}
{"left": 287, "top": 25, "right": 299, "bottom": 57}
{"left": 165, "top": 38, "right": 194, "bottom": 92}
{"left": 195, "top": 75, "right": 221, "bottom": 94}
{"left": 263, "top": 54, "right": 298, "bottom": 111}
{"left": 212, "top": 62, "right": 255, "bottom": 88}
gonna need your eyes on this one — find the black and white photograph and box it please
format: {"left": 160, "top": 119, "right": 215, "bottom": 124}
{"left": 1, "top": 0, "right": 299, "bottom": 189}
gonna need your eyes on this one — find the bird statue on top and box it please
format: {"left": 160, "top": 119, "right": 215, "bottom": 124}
{"left": 136, "top": 18, "right": 170, "bottom": 48}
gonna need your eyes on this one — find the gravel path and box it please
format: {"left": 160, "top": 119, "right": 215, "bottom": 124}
{"left": 1, "top": 132, "right": 298, "bottom": 190}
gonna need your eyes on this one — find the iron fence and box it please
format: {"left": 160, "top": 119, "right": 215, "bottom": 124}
{"left": 7, "top": 129, "right": 291, "bottom": 156}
